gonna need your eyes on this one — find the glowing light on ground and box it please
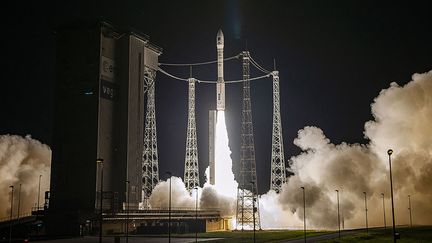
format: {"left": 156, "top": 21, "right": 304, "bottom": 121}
{"left": 214, "top": 111, "right": 238, "bottom": 198}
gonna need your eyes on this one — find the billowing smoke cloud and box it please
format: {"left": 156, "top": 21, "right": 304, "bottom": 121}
{"left": 149, "top": 177, "right": 236, "bottom": 217}
{"left": 149, "top": 70, "right": 432, "bottom": 230}
{"left": 0, "top": 135, "right": 51, "bottom": 218}
{"left": 259, "top": 70, "right": 432, "bottom": 229}
{"left": 148, "top": 111, "right": 238, "bottom": 219}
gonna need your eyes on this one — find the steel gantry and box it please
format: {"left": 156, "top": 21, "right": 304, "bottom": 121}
{"left": 184, "top": 78, "right": 200, "bottom": 192}
{"left": 236, "top": 51, "right": 261, "bottom": 230}
{"left": 270, "top": 70, "right": 286, "bottom": 193}
{"left": 142, "top": 67, "right": 160, "bottom": 208}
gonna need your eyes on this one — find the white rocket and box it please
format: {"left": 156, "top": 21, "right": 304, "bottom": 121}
{"left": 216, "top": 29, "right": 225, "bottom": 111}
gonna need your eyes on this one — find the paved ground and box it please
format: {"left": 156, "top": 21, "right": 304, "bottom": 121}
{"left": 37, "top": 236, "right": 223, "bottom": 243}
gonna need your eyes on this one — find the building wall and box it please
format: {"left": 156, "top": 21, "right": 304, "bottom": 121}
{"left": 206, "top": 218, "right": 232, "bottom": 231}
{"left": 96, "top": 24, "right": 122, "bottom": 211}
{"left": 49, "top": 21, "right": 102, "bottom": 236}
{"left": 117, "top": 35, "right": 147, "bottom": 207}
{"left": 48, "top": 21, "right": 161, "bottom": 236}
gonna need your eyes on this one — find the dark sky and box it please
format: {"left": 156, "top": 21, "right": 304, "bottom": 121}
{"left": 1, "top": 1, "right": 431, "bottom": 193}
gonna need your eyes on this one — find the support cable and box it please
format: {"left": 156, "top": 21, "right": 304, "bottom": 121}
{"left": 158, "top": 67, "right": 271, "bottom": 84}
{"left": 249, "top": 55, "right": 272, "bottom": 74}
{"left": 157, "top": 68, "right": 189, "bottom": 81}
{"left": 159, "top": 54, "right": 241, "bottom": 66}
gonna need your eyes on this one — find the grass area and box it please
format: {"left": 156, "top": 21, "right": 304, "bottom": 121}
{"left": 320, "top": 226, "right": 432, "bottom": 243}
{"left": 174, "top": 230, "right": 330, "bottom": 242}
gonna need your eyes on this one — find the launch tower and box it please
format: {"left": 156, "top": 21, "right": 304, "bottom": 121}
{"left": 184, "top": 77, "right": 200, "bottom": 191}
{"left": 235, "top": 51, "right": 261, "bottom": 230}
{"left": 270, "top": 70, "right": 286, "bottom": 193}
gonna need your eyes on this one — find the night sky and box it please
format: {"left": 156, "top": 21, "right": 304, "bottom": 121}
{"left": 1, "top": 1, "right": 431, "bottom": 194}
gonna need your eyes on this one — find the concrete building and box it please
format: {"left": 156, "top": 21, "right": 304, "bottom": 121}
{"left": 48, "top": 21, "right": 161, "bottom": 236}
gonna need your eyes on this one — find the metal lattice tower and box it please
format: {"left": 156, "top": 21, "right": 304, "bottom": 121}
{"left": 270, "top": 70, "right": 286, "bottom": 193}
{"left": 184, "top": 78, "right": 200, "bottom": 192}
{"left": 142, "top": 67, "right": 159, "bottom": 208}
{"left": 236, "top": 51, "right": 261, "bottom": 230}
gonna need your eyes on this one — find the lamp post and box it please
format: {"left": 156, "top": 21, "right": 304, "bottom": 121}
{"left": 408, "top": 195, "right": 412, "bottom": 228}
{"left": 9, "top": 185, "right": 14, "bottom": 243}
{"left": 97, "top": 158, "right": 104, "bottom": 243}
{"left": 17, "top": 184, "right": 22, "bottom": 221}
{"left": 363, "top": 192, "right": 368, "bottom": 234}
{"left": 37, "top": 175, "right": 42, "bottom": 213}
{"left": 387, "top": 149, "right": 397, "bottom": 243}
{"left": 335, "top": 189, "right": 340, "bottom": 238}
{"left": 381, "top": 193, "right": 386, "bottom": 229}
{"left": 125, "top": 180, "right": 130, "bottom": 243}
{"left": 250, "top": 181, "right": 256, "bottom": 243}
{"left": 300, "top": 186, "right": 306, "bottom": 243}
{"left": 166, "top": 171, "right": 172, "bottom": 243}
{"left": 194, "top": 187, "right": 199, "bottom": 243}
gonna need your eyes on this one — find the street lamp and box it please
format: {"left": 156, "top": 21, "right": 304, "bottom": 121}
{"left": 125, "top": 180, "right": 130, "bottom": 243}
{"left": 408, "top": 195, "right": 412, "bottom": 228}
{"left": 194, "top": 187, "right": 199, "bottom": 243}
{"left": 387, "top": 149, "right": 397, "bottom": 243}
{"left": 166, "top": 171, "right": 172, "bottom": 243}
{"left": 9, "top": 185, "right": 14, "bottom": 243}
{"left": 300, "top": 186, "right": 306, "bottom": 243}
{"left": 335, "top": 190, "right": 340, "bottom": 238}
{"left": 96, "top": 158, "right": 104, "bottom": 243}
{"left": 37, "top": 175, "right": 42, "bottom": 213}
{"left": 381, "top": 193, "right": 386, "bottom": 229}
{"left": 17, "top": 184, "right": 22, "bottom": 221}
{"left": 250, "top": 181, "right": 256, "bottom": 243}
{"left": 363, "top": 192, "right": 368, "bottom": 234}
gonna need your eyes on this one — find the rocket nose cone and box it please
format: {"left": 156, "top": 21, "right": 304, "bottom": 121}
{"left": 216, "top": 29, "right": 224, "bottom": 45}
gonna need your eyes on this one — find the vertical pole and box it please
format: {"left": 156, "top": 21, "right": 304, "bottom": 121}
{"left": 241, "top": 189, "right": 244, "bottom": 230}
{"left": 195, "top": 187, "right": 198, "bottom": 243}
{"left": 363, "top": 192, "right": 368, "bottom": 234}
{"left": 252, "top": 183, "right": 256, "bottom": 243}
{"left": 388, "top": 149, "right": 397, "bottom": 243}
{"left": 9, "top": 185, "right": 14, "bottom": 243}
{"left": 382, "top": 193, "right": 386, "bottom": 229}
{"left": 126, "top": 180, "right": 130, "bottom": 243}
{"left": 166, "top": 172, "right": 172, "bottom": 243}
{"left": 408, "top": 195, "right": 412, "bottom": 228}
{"left": 17, "top": 184, "right": 21, "bottom": 220}
{"left": 97, "top": 158, "right": 104, "bottom": 243}
{"left": 301, "top": 187, "right": 306, "bottom": 243}
{"left": 37, "top": 175, "right": 42, "bottom": 213}
{"left": 336, "top": 190, "right": 340, "bottom": 238}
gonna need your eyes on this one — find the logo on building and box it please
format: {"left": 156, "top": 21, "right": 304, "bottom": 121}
{"left": 101, "top": 56, "right": 115, "bottom": 80}
{"left": 100, "top": 79, "right": 119, "bottom": 101}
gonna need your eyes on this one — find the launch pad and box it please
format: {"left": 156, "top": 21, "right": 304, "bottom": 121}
{"left": 46, "top": 21, "right": 287, "bottom": 237}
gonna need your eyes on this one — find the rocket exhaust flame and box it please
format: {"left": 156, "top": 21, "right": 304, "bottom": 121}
{"left": 2, "top": 27, "right": 430, "bottom": 231}
{"left": 150, "top": 70, "right": 432, "bottom": 230}
{"left": 148, "top": 30, "right": 432, "bottom": 230}
{"left": 214, "top": 111, "right": 237, "bottom": 198}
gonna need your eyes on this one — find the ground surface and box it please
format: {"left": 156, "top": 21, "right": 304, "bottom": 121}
{"left": 15, "top": 226, "right": 432, "bottom": 243}
{"left": 319, "top": 226, "right": 432, "bottom": 243}
{"left": 36, "top": 236, "right": 222, "bottom": 243}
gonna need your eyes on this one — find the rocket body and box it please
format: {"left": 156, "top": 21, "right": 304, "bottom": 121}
{"left": 216, "top": 29, "right": 225, "bottom": 111}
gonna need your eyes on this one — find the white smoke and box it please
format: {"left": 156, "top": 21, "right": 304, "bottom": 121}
{"left": 259, "top": 70, "right": 432, "bottom": 229}
{"left": 149, "top": 176, "right": 195, "bottom": 209}
{"left": 149, "top": 110, "right": 238, "bottom": 217}
{"left": 0, "top": 135, "right": 51, "bottom": 218}
{"left": 149, "top": 70, "right": 432, "bottom": 230}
